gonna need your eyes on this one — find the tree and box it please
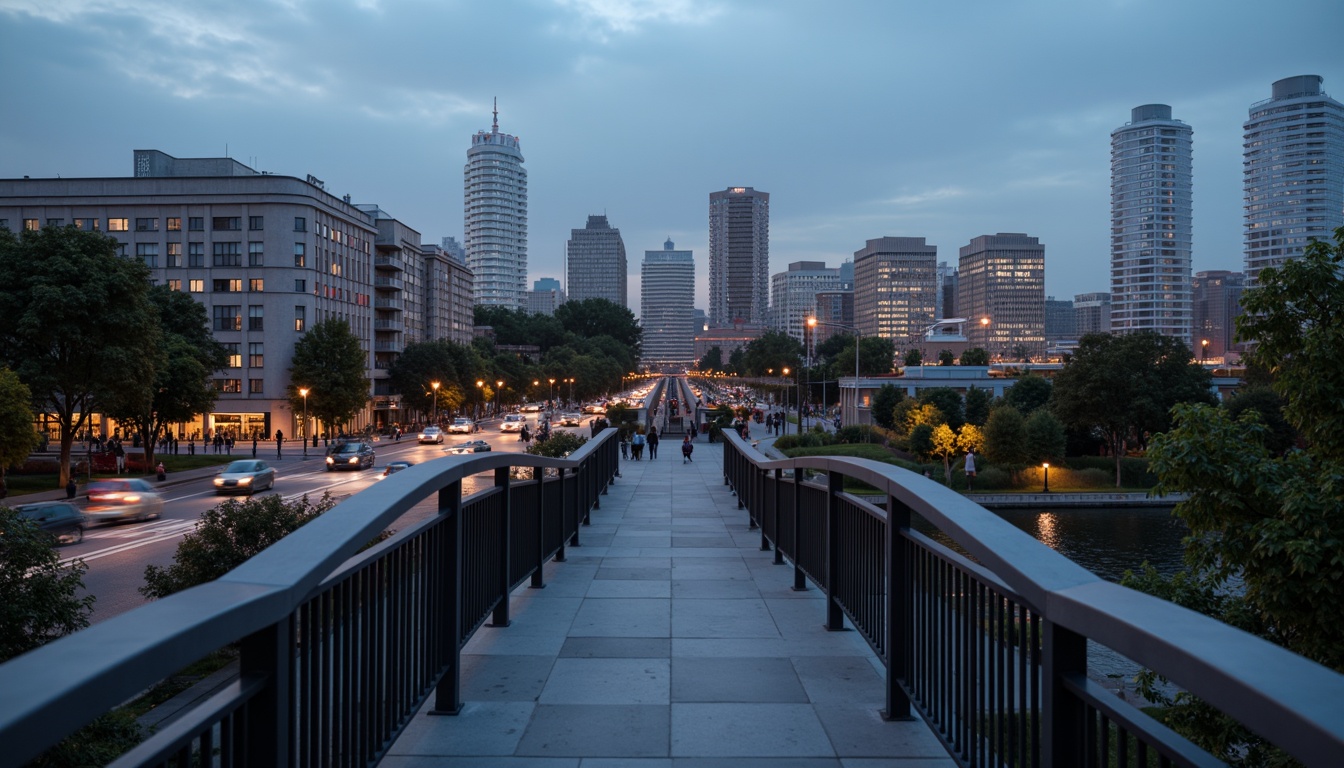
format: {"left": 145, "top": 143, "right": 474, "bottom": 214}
{"left": 908, "top": 423, "right": 935, "bottom": 460}
{"left": 960, "top": 347, "right": 990, "bottom": 366}
{"left": 388, "top": 340, "right": 480, "bottom": 418}
{"left": 903, "top": 348, "right": 922, "bottom": 367}
{"left": 964, "top": 386, "right": 992, "bottom": 427}
{"left": 0, "top": 226, "right": 162, "bottom": 487}
{"left": 555, "top": 298, "right": 642, "bottom": 355}
{"left": 288, "top": 319, "right": 369, "bottom": 435}
{"left": 931, "top": 423, "right": 985, "bottom": 486}
{"left": 1222, "top": 386, "right": 1295, "bottom": 455}
{"left": 0, "top": 369, "right": 37, "bottom": 498}
{"left": 1003, "top": 373, "right": 1052, "bottom": 414}
{"left": 738, "top": 330, "right": 803, "bottom": 376}
{"left": 1050, "top": 331, "right": 1215, "bottom": 486}
{"left": 871, "top": 383, "right": 903, "bottom": 430}
{"left": 1024, "top": 408, "right": 1066, "bottom": 465}
{"left": 105, "top": 286, "right": 228, "bottom": 468}
{"left": 936, "top": 349, "right": 954, "bottom": 366}
{"left": 697, "top": 346, "right": 724, "bottom": 373}
{"left": 0, "top": 507, "right": 94, "bottom": 662}
{"left": 982, "top": 406, "right": 1029, "bottom": 473}
{"left": 918, "top": 387, "right": 964, "bottom": 430}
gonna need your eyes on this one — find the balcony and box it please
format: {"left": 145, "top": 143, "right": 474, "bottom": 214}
{"left": 375, "top": 253, "right": 405, "bottom": 272}
{"left": 374, "top": 276, "right": 404, "bottom": 290}
{"left": 375, "top": 298, "right": 403, "bottom": 311}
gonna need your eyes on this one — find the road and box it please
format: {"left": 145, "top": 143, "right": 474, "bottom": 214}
{"left": 60, "top": 412, "right": 596, "bottom": 624}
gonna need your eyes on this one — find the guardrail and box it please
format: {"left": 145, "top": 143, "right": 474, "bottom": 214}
{"left": 719, "top": 430, "right": 1344, "bottom": 767}
{"left": 0, "top": 430, "right": 620, "bottom": 767}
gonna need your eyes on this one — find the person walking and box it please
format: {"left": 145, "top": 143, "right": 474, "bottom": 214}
{"left": 275, "top": 430, "right": 284, "bottom": 459}
{"left": 647, "top": 427, "right": 659, "bottom": 459}
{"left": 251, "top": 437, "right": 258, "bottom": 458}
{"left": 631, "top": 429, "right": 646, "bottom": 460}
{"left": 964, "top": 450, "right": 977, "bottom": 491}
{"left": 681, "top": 434, "right": 694, "bottom": 463}
{"left": 620, "top": 432, "right": 630, "bottom": 460}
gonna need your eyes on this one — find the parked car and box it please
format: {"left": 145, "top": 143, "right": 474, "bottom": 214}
{"left": 446, "top": 439, "right": 492, "bottom": 454}
{"left": 382, "top": 460, "right": 414, "bottom": 477}
{"left": 520, "top": 403, "right": 543, "bottom": 413}
{"left": 13, "top": 501, "right": 87, "bottom": 545}
{"left": 325, "top": 441, "right": 376, "bottom": 471}
{"left": 213, "top": 460, "right": 276, "bottom": 494}
{"left": 85, "top": 478, "right": 165, "bottom": 523}
{"left": 500, "top": 414, "right": 526, "bottom": 432}
{"left": 418, "top": 426, "right": 445, "bottom": 444}
{"left": 446, "top": 417, "right": 477, "bottom": 434}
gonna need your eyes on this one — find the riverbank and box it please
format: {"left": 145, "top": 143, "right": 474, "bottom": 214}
{"left": 964, "top": 491, "right": 1185, "bottom": 509}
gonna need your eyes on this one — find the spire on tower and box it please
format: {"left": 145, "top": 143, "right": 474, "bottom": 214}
{"left": 492, "top": 98, "right": 498, "bottom": 133}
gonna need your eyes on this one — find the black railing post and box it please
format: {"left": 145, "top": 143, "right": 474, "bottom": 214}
{"left": 239, "top": 619, "right": 292, "bottom": 766}
{"left": 1043, "top": 621, "right": 1088, "bottom": 765}
{"left": 770, "top": 467, "right": 783, "bottom": 562}
{"left": 432, "top": 478, "right": 464, "bottom": 715}
{"left": 883, "top": 494, "right": 913, "bottom": 721}
{"left": 824, "top": 470, "right": 845, "bottom": 631}
{"left": 493, "top": 467, "right": 515, "bottom": 624}
{"left": 568, "top": 465, "right": 581, "bottom": 548}
{"left": 792, "top": 466, "right": 806, "bottom": 592}
{"left": 530, "top": 466, "right": 548, "bottom": 586}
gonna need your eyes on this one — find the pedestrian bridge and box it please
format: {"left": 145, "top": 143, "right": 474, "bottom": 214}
{"left": 1, "top": 424, "right": 1341, "bottom": 767}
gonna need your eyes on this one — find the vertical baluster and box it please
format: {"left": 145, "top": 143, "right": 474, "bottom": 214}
{"left": 431, "top": 479, "right": 464, "bottom": 715}
{"left": 884, "top": 494, "right": 912, "bottom": 720}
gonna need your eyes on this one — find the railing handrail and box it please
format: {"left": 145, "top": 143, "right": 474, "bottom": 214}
{"left": 0, "top": 431, "right": 616, "bottom": 765}
{"left": 721, "top": 430, "right": 1344, "bottom": 764}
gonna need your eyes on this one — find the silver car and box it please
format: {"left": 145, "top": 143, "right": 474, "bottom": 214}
{"left": 85, "top": 478, "right": 165, "bottom": 523}
{"left": 213, "top": 460, "right": 276, "bottom": 494}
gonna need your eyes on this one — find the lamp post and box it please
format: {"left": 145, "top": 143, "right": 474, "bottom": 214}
{"left": 1201, "top": 338, "right": 1209, "bottom": 366}
{"left": 980, "top": 316, "right": 991, "bottom": 361}
{"left": 476, "top": 380, "right": 484, "bottom": 421}
{"left": 431, "top": 381, "right": 440, "bottom": 427}
{"left": 566, "top": 377, "right": 575, "bottom": 406}
{"left": 782, "top": 367, "right": 792, "bottom": 435}
{"left": 1042, "top": 462, "right": 1050, "bottom": 493}
{"left": 299, "top": 387, "right": 309, "bottom": 458}
{"left": 548, "top": 378, "right": 556, "bottom": 411}
{"left": 806, "top": 318, "right": 861, "bottom": 428}
{"left": 495, "top": 380, "right": 504, "bottom": 416}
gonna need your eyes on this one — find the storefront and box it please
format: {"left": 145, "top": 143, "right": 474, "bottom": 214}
{"left": 208, "top": 412, "right": 271, "bottom": 441}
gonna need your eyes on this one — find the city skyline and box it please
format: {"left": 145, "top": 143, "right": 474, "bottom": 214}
{"left": 0, "top": 2, "right": 1340, "bottom": 317}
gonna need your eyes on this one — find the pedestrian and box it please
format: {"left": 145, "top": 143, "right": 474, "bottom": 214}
{"left": 647, "top": 427, "right": 659, "bottom": 459}
{"left": 156, "top": 461, "right": 167, "bottom": 482}
{"left": 188, "top": 439, "right": 195, "bottom": 456}
{"left": 252, "top": 437, "right": 258, "bottom": 458}
{"left": 681, "top": 434, "right": 694, "bottom": 463}
{"left": 964, "top": 450, "right": 977, "bottom": 491}
{"left": 66, "top": 478, "right": 78, "bottom": 499}
{"left": 631, "top": 429, "right": 646, "bottom": 460}
{"left": 620, "top": 432, "right": 630, "bottom": 460}
{"left": 275, "top": 429, "right": 284, "bottom": 459}
{"left": 113, "top": 441, "right": 126, "bottom": 474}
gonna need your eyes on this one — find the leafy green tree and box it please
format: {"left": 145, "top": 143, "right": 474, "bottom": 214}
{"left": 1024, "top": 408, "right": 1066, "bottom": 465}
{"left": 1002, "top": 373, "right": 1052, "bottom": 414}
{"left": 288, "top": 319, "right": 369, "bottom": 435}
{"left": 964, "top": 386, "right": 992, "bottom": 427}
{"left": 1222, "top": 386, "right": 1295, "bottom": 455}
{"left": 1050, "top": 331, "right": 1215, "bottom": 486}
{"left": 0, "top": 226, "right": 162, "bottom": 486}
{"left": 931, "top": 423, "right": 985, "bottom": 486}
{"left": 918, "top": 387, "right": 964, "bottom": 430}
{"left": 908, "top": 423, "right": 935, "bottom": 460}
{"left": 0, "top": 507, "right": 94, "bottom": 661}
{"left": 555, "top": 298, "right": 642, "bottom": 354}
{"left": 871, "top": 383, "right": 903, "bottom": 429}
{"left": 982, "top": 405, "right": 1029, "bottom": 474}
{"left": 727, "top": 347, "right": 746, "bottom": 375}
{"left": 824, "top": 335, "right": 895, "bottom": 379}
{"left": 937, "top": 349, "right": 955, "bottom": 366}
{"left": 959, "top": 347, "right": 990, "bottom": 366}
{"left": 902, "top": 348, "right": 922, "bottom": 367}
{"left": 738, "top": 330, "right": 803, "bottom": 376}
{"left": 0, "top": 369, "right": 38, "bottom": 498}
{"left": 698, "top": 346, "right": 724, "bottom": 372}
{"left": 388, "top": 339, "right": 480, "bottom": 418}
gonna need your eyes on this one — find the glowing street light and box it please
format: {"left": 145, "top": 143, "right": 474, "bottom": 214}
{"left": 299, "top": 387, "right": 309, "bottom": 458}
{"left": 1201, "top": 338, "right": 1209, "bottom": 366}
{"left": 1042, "top": 462, "right": 1050, "bottom": 493}
{"left": 496, "top": 379, "right": 504, "bottom": 416}
{"left": 431, "top": 381, "right": 441, "bottom": 426}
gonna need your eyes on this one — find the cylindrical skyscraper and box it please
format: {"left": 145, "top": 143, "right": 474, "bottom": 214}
{"left": 464, "top": 101, "right": 528, "bottom": 308}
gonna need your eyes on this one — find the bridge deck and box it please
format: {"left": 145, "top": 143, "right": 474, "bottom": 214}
{"left": 381, "top": 421, "right": 953, "bottom": 766}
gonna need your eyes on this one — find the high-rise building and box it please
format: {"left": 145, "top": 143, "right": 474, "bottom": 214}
{"left": 1044, "top": 297, "right": 1076, "bottom": 343}
{"left": 812, "top": 290, "right": 854, "bottom": 346}
{"left": 640, "top": 238, "right": 696, "bottom": 369}
{"left": 1243, "top": 75, "right": 1344, "bottom": 284}
{"left": 853, "top": 237, "right": 938, "bottom": 354}
{"left": 464, "top": 102, "right": 527, "bottom": 309}
{"left": 770, "top": 261, "right": 840, "bottom": 342}
{"left": 440, "top": 236, "right": 466, "bottom": 264}
{"left": 1192, "top": 271, "right": 1245, "bottom": 362}
{"left": 708, "top": 187, "right": 769, "bottom": 327}
{"left": 566, "top": 215, "right": 627, "bottom": 307}
{"left": 527, "top": 277, "right": 566, "bottom": 316}
{"left": 1074, "top": 292, "right": 1112, "bottom": 337}
{"left": 957, "top": 233, "right": 1046, "bottom": 358}
{"left": 1110, "top": 104, "right": 1193, "bottom": 345}
{"left": 424, "top": 244, "right": 475, "bottom": 344}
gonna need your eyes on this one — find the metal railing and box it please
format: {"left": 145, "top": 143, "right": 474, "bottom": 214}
{"left": 720, "top": 430, "right": 1344, "bottom": 767}
{"left": 0, "top": 430, "right": 619, "bottom": 767}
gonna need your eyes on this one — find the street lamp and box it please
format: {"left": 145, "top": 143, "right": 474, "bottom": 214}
{"left": 476, "top": 380, "right": 484, "bottom": 420}
{"left": 806, "top": 318, "right": 861, "bottom": 428}
{"left": 782, "top": 367, "right": 792, "bottom": 435}
{"left": 548, "top": 378, "right": 556, "bottom": 411}
{"left": 299, "top": 387, "right": 309, "bottom": 458}
{"left": 496, "top": 379, "right": 504, "bottom": 416}
{"left": 1201, "top": 338, "right": 1209, "bottom": 366}
{"left": 1042, "top": 462, "right": 1050, "bottom": 493}
{"left": 566, "top": 377, "right": 575, "bottom": 405}
{"left": 431, "top": 381, "right": 440, "bottom": 426}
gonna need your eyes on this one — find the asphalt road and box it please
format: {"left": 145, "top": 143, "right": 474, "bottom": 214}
{"left": 58, "top": 413, "right": 592, "bottom": 625}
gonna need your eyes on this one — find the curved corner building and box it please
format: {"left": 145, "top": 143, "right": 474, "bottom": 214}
{"left": 1243, "top": 75, "right": 1344, "bottom": 285}
{"left": 1109, "top": 104, "right": 1193, "bottom": 346}
{"left": 465, "top": 103, "right": 528, "bottom": 308}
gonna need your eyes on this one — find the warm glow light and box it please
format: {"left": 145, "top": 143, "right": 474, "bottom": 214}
{"left": 980, "top": 317, "right": 990, "bottom": 326}
{"left": 1043, "top": 462, "right": 1049, "bottom": 469}
{"left": 806, "top": 316, "right": 817, "bottom": 327}
{"left": 431, "top": 381, "right": 440, "bottom": 391}
{"left": 299, "top": 387, "right": 309, "bottom": 397}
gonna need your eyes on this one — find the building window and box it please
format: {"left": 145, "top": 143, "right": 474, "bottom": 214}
{"left": 23, "top": 219, "right": 39, "bottom": 231}
{"left": 188, "top": 217, "right": 204, "bottom": 231}
{"left": 46, "top": 218, "right": 65, "bottom": 228}
{"left": 294, "top": 242, "right": 305, "bottom": 267}
{"left": 248, "top": 305, "right": 263, "bottom": 331}
{"left": 250, "top": 278, "right": 264, "bottom": 292}
{"left": 166, "top": 279, "right": 181, "bottom": 292}
{"left": 223, "top": 343, "right": 241, "bottom": 368}
{"left": 249, "top": 379, "right": 265, "bottom": 394}
{"left": 248, "top": 342, "right": 264, "bottom": 368}
{"left": 135, "top": 218, "right": 158, "bottom": 232}
{"left": 189, "top": 279, "right": 204, "bottom": 293}
{"left": 294, "top": 217, "right": 307, "bottom": 232}
{"left": 108, "top": 218, "right": 129, "bottom": 232}
{"left": 213, "top": 305, "right": 241, "bottom": 331}
{"left": 295, "top": 305, "right": 305, "bottom": 332}
{"left": 136, "top": 243, "right": 159, "bottom": 268}
{"left": 214, "top": 379, "right": 242, "bottom": 394}
{"left": 188, "top": 242, "right": 204, "bottom": 267}
{"left": 213, "top": 279, "right": 243, "bottom": 292}
{"left": 213, "top": 216, "right": 240, "bottom": 231}
{"left": 212, "top": 242, "right": 241, "bottom": 267}
{"left": 74, "top": 218, "right": 99, "bottom": 231}
{"left": 248, "top": 241, "right": 264, "bottom": 267}
{"left": 294, "top": 279, "right": 306, "bottom": 293}
{"left": 248, "top": 216, "right": 264, "bottom": 231}
{"left": 167, "top": 217, "right": 181, "bottom": 231}
{"left": 166, "top": 242, "right": 181, "bottom": 268}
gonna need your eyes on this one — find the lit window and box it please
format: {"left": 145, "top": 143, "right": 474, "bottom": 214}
{"left": 108, "top": 218, "right": 129, "bottom": 232}
{"left": 223, "top": 343, "right": 241, "bottom": 368}
{"left": 294, "top": 242, "right": 305, "bottom": 267}
{"left": 250, "top": 278, "right": 264, "bottom": 292}
{"left": 295, "top": 305, "right": 306, "bottom": 332}
{"left": 189, "top": 279, "right": 204, "bottom": 293}
{"left": 167, "top": 218, "right": 181, "bottom": 231}
{"left": 249, "top": 379, "right": 264, "bottom": 394}
{"left": 166, "top": 279, "right": 182, "bottom": 292}
{"left": 23, "top": 219, "right": 38, "bottom": 231}
{"left": 214, "top": 379, "right": 242, "bottom": 394}
{"left": 166, "top": 242, "right": 181, "bottom": 268}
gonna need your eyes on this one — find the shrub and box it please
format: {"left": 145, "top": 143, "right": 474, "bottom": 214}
{"left": 528, "top": 431, "right": 587, "bottom": 458}
{"left": 0, "top": 507, "right": 94, "bottom": 662}
{"left": 1073, "top": 468, "right": 1113, "bottom": 488}
{"left": 1065, "top": 455, "right": 1156, "bottom": 488}
{"left": 834, "top": 424, "right": 882, "bottom": 444}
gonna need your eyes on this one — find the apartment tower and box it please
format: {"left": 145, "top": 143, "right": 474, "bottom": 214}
{"left": 640, "top": 238, "right": 696, "bottom": 369}
{"left": 770, "top": 261, "right": 840, "bottom": 342}
{"left": 566, "top": 214, "right": 627, "bottom": 307}
{"left": 852, "top": 236, "right": 938, "bottom": 353}
{"left": 708, "top": 187, "right": 769, "bottom": 327}
{"left": 464, "top": 102, "right": 528, "bottom": 308}
{"left": 957, "top": 233, "right": 1046, "bottom": 358}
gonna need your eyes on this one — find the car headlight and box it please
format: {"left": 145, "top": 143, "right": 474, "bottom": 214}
{"left": 239, "top": 476, "right": 252, "bottom": 485}
{"left": 213, "top": 478, "right": 224, "bottom": 486}
{"left": 326, "top": 457, "right": 334, "bottom": 464}
{"left": 348, "top": 457, "right": 359, "bottom": 464}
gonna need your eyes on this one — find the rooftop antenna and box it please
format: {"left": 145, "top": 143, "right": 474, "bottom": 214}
{"left": 492, "top": 97, "right": 499, "bottom": 133}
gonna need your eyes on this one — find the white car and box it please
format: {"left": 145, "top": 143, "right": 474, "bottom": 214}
{"left": 558, "top": 413, "right": 583, "bottom": 427}
{"left": 520, "top": 403, "right": 543, "bottom": 413}
{"left": 500, "top": 414, "right": 526, "bottom": 432}
{"left": 418, "top": 426, "right": 444, "bottom": 444}
{"left": 446, "top": 417, "right": 476, "bottom": 434}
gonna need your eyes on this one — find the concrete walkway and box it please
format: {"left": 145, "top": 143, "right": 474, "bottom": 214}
{"left": 381, "top": 424, "right": 954, "bottom": 767}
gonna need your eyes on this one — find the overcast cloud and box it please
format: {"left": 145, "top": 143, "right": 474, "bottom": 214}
{"left": 2, "top": 0, "right": 1341, "bottom": 315}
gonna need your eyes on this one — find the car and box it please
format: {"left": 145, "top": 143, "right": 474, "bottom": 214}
{"left": 500, "top": 414, "right": 526, "bottom": 432}
{"left": 85, "top": 478, "right": 165, "bottom": 523}
{"left": 446, "top": 417, "right": 476, "bottom": 434}
{"left": 325, "top": 441, "right": 376, "bottom": 471}
{"left": 582, "top": 403, "right": 606, "bottom": 414}
{"left": 213, "top": 460, "right": 276, "bottom": 494}
{"left": 520, "top": 403, "right": 543, "bottom": 413}
{"left": 13, "top": 502, "right": 87, "bottom": 545}
{"left": 382, "top": 460, "right": 414, "bottom": 477}
{"left": 558, "top": 413, "right": 582, "bottom": 427}
{"left": 446, "top": 439, "right": 492, "bottom": 454}
{"left": 418, "top": 426, "right": 445, "bottom": 444}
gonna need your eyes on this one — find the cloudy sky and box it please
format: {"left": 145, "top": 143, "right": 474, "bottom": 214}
{"left": 2, "top": 0, "right": 1340, "bottom": 315}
